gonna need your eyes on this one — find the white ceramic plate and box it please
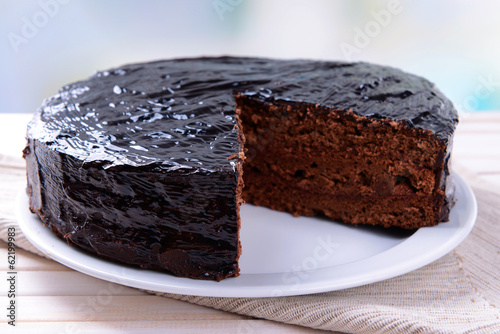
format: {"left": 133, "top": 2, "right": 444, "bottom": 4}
{"left": 17, "top": 172, "right": 477, "bottom": 297}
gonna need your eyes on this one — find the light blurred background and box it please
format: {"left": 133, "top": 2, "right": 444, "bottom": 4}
{"left": 1, "top": 0, "right": 500, "bottom": 115}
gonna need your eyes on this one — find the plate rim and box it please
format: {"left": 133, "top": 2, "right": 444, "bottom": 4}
{"left": 16, "top": 171, "right": 477, "bottom": 297}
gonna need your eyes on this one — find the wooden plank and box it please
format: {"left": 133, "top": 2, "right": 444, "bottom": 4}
{"left": 452, "top": 157, "right": 500, "bottom": 174}
{"left": 455, "top": 122, "right": 500, "bottom": 133}
{"left": 0, "top": 244, "right": 71, "bottom": 271}
{"left": 0, "top": 296, "right": 251, "bottom": 322}
{"left": 458, "top": 111, "right": 500, "bottom": 122}
{"left": 478, "top": 174, "right": 500, "bottom": 187}
{"left": 2, "top": 271, "right": 145, "bottom": 296}
{"left": 454, "top": 115, "right": 500, "bottom": 163}
{"left": 456, "top": 113, "right": 500, "bottom": 132}
{"left": 0, "top": 320, "right": 326, "bottom": 334}
{"left": 453, "top": 134, "right": 500, "bottom": 157}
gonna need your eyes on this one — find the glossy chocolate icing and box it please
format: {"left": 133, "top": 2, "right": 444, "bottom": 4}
{"left": 25, "top": 57, "right": 458, "bottom": 280}
{"left": 29, "top": 57, "right": 456, "bottom": 168}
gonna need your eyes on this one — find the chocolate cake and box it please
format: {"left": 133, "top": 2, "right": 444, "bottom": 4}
{"left": 24, "top": 57, "right": 458, "bottom": 281}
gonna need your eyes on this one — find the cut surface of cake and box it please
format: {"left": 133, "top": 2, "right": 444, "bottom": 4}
{"left": 24, "top": 57, "right": 458, "bottom": 280}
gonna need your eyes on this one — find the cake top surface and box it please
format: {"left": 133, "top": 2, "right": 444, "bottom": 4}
{"left": 28, "top": 56, "right": 458, "bottom": 171}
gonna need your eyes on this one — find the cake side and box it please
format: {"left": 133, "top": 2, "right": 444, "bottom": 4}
{"left": 24, "top": 57, "right": 249, "bottom": 281}
{"left": 25, "top": 117, "right": 242, "bottom": 281}
{"left": 237, "top": 95, "right": 453, "bottom": 229}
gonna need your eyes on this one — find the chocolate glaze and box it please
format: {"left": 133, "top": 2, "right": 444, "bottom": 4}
{"left": 29, "top": 57, "right": 457, "bottom": 169}
{"left": 25, "top": 56, "right": 458, "bottom": 280}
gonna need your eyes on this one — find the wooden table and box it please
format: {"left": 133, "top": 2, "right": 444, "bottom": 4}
{"left": 1, "top": 112, "right": 499, "bottom": 333}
